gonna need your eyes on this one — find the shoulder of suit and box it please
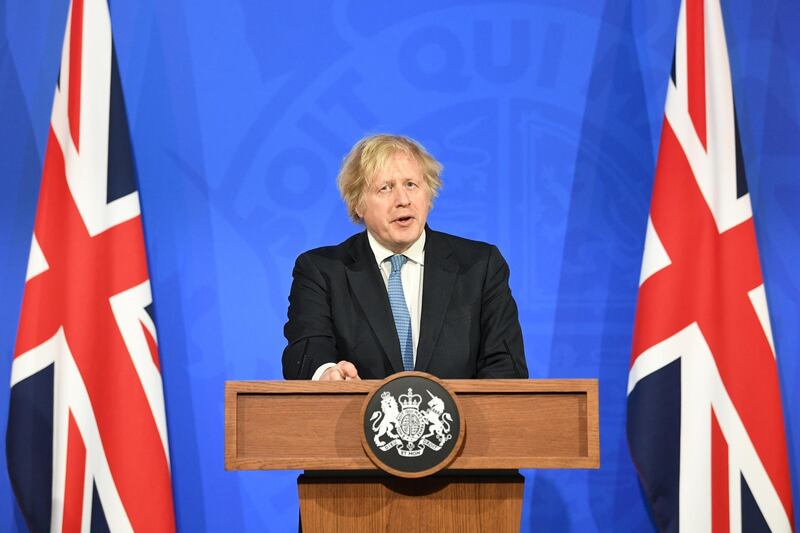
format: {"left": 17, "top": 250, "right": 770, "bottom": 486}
{"left": 427, "top": 228, "right": 497, "bottom": 254}
{"left": 425, "top": 229, "right": 508, "bottom": 273}
{"left": 295, "top": 231, "right": 364, "bottom": 263}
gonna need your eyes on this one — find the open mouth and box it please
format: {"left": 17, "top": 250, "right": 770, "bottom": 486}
{"left": 394, "top": 216, "right": 415, "bottom": 225}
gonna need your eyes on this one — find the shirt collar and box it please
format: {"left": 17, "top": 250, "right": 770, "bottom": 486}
{"left": 366, "top": 229, "right": 426, "bottom": 267}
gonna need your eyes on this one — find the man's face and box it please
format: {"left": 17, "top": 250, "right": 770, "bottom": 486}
{"left": 357, "top": 152, "right": 431, "bottom": 253}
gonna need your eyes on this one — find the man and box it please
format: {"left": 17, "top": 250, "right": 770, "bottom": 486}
{"left": 282, "top": 134, "right": 527, "bottom": 381}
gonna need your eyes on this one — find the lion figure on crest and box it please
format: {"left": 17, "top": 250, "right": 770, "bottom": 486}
{"left": 370, "top": 392, "right": 400, "bottom": 446}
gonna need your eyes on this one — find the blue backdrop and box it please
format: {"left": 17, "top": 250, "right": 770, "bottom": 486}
{"left": 1, "top": 0, "right": 798, "bottom": 530}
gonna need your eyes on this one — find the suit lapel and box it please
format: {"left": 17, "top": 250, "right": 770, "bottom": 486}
{"left": 416, "top": 229, "right": 457, "bottom": 373}
{"left": 345, "top": 232, "right": 405, "bottom": 374}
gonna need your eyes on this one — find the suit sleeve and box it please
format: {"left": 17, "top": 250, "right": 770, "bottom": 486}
{"left": 282, "top": 253, "right": 340, "bottom": 379}
{"left": 476, "top": 246, "right": 528, "bottom": 379}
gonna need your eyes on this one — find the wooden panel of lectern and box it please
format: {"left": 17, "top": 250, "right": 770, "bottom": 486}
{"left": 225, "top": 378, "right": 599, "bottom": 532}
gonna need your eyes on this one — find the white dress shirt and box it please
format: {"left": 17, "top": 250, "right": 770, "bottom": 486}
{"left": 311, "top": 231, "right": 426, "bottom": 379}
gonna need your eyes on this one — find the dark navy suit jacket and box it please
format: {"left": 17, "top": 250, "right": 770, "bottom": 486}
{"left": 282, "top": 228, "right": 527, "bottom": 380}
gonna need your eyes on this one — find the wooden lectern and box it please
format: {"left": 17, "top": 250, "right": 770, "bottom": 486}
{"left": 225, "top": 379, "right": 599, "bottom": 532}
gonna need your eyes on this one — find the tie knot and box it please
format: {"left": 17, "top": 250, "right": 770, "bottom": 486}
{"left": 389, "top": 254, "right": 407, "bottom": 273}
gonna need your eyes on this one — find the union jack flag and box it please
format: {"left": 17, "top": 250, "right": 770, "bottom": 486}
{"left": 6, "top": 0, "right": 176, "bottom": 531}
{"left": 627, "top": 0, "right": 795, "bottom": 531}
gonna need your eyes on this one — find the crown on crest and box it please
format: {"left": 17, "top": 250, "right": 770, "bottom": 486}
{"left": 398, "top": 388, "right": 422, "bottom": 409}
{"left": 380, "top": 391, "right": 392, "bottom": 400}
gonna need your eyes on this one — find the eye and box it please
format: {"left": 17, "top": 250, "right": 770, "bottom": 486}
{"left": 378, "top": 183, "right": 392, "bottom": 193}
{"left": 405, "top": 181, "right": 418, "bottom": 189}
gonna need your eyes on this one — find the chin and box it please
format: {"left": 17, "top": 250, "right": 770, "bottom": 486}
{"left": 394, "top": 227, "right": 420, "bottom": 240}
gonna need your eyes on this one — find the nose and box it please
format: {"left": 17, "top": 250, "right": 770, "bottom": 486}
{"left": 395, "top": 186, "right": 410, "bottom": 206}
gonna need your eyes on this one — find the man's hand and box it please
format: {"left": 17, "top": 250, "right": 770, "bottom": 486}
{"left": 320, "top": 361, "right": 360, "bottom": 381}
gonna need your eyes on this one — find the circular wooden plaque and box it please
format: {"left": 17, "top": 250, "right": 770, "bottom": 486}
{"left": 360, "top": 371, "right": 465, "bottom": 478}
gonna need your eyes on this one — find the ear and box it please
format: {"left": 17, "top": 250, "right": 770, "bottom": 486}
{"left": 355, "top": 194, "right": 365, "bottom": 219}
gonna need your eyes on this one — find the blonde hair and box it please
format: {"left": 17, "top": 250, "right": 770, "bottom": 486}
{"left": 337, "top": 134, "right": 443, "bottom": 224}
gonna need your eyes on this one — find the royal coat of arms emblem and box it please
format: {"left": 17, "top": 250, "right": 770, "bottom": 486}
{"left": 369, "top": 387, "right": 454, "bottom": 457}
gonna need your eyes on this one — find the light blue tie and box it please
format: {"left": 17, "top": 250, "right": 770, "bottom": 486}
{"left": 388, "top": 255, "right": 414, "bottom": 371}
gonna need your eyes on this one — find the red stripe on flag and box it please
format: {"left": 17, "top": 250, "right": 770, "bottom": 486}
{"left": 711, "top": 409, "right": 729, "bottom": 533}
{"left": 686, "top": 0, "right": 707, "bottom": 149}
{"left": 14, "top": 129, "right": 72, "bottom": 356}
{"left": 631, "top": 120, "right": 760, "bottom": 359}
{"left": 141, "top": 320, "right": 161, "bottom": 372}
{"left": 62, "top": 412, "right": 86, "bottom": 533}
{"left": 68, "top": 0, "right": 84, "bottom": 152}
